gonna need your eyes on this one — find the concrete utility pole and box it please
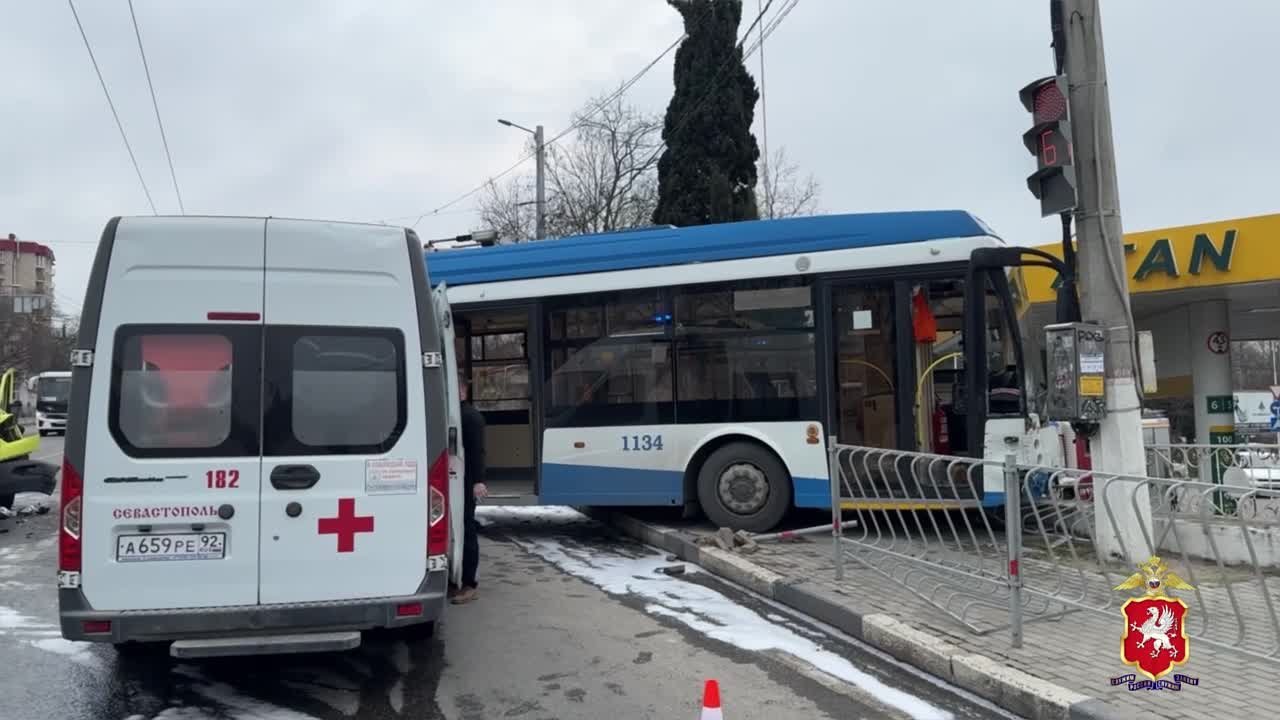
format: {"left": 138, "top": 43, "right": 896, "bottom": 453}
{"left": 1061, "top": 0, "right": 1152, "bottom": 563}
{"left": 1271, "top": 340, "right": 1278, "bottom": 385}
{"left": 497, "top": 119, "right": 547, "bottom": 240}
{"left": 534, "top": 124, "right": 546, "bottom": 240}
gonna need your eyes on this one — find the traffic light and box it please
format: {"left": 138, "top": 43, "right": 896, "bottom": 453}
{"left": 1020, "top": 75, "right": 1077, "bottom": 217}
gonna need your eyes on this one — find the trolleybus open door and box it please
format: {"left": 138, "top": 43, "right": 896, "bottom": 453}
{"left": 962, "top": 246, "right": 1076, "bottom": 509}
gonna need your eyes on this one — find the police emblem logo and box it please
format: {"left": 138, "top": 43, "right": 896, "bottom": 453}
{"left": 1113, "top": 556, "right": 1195, "bottom": 682}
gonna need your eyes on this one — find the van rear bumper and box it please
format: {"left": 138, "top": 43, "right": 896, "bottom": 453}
{"left": 59, "top": 570, "right": 446, "bottom": 644}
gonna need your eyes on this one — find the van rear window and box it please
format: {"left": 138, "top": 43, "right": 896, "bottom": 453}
{"left": 263, "top": 327, "right": 407, "bottom": 456}
{"left": 110, "top": 326, "right": 261, "bottom": 458}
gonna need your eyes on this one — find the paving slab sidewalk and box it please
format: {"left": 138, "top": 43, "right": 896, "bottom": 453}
{"left": 590, "top": 510, "right": 1271, "bottom": 720}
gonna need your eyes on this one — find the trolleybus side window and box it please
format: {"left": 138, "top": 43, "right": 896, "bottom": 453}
{"left": 462, "top": 312, "right": 530, "bottom": 414}
{"left": 545, "top": 289, "right": 674, "bottom": 428}
{"left": 675, "top": 277, "right": 817, "bottom": 424}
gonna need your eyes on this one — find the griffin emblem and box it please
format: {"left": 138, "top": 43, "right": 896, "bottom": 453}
{"left": 1114, "top": 556, "right": 1193, "bottom": 681}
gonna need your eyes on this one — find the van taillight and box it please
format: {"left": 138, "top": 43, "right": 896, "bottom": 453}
{"left": 60, "top": 459, "right": 83, "bottom": 572}
{"left": 427, "top": 451, "right": 448, "bottom": 557}
{"left": 396, "top": 602, "right": 423, "bottom": 618}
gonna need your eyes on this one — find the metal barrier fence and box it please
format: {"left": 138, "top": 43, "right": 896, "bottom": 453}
{"left": 1146, "top": 443, "right": 1280, "bottom": 511}
{"left": 826, "top": 439, "right": 1280, "bottom": 663}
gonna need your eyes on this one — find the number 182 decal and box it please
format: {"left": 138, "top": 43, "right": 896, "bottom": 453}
{"left": 206, "top": 469, "right": 240, "bottom": 489}
{"left": 622, "top": 434, "right": 663, "bottom": 451}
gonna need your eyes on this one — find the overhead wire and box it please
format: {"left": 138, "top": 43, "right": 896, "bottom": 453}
{"left": 67, "top": 0, "right": 158, "bottom": 215}
{"left": 638, "top": 0, "right": 797, "bottom": 174}
{"left": 401, "top": 6, "right": 717, "bottom": 229}
{"left": 405, "top": 0, "right": 795, "bottom": 232}
{"left": 127, "top": 0, "right": 185, "bottom": 214}
{"left": 745, "top": 0, "right": 799, "bottom": 56}
{"left": 756, "top": 0, "right": 772, "bottom": 217}
{"left": 54, "top": 291, "right": 84, "bottom": 317}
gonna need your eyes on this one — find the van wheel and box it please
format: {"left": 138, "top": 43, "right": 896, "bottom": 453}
{"left": 37, "top": 430, "right": 48, "bottom": 437}
{"left": 696, "top": 442, "right": 791, "bottom": 533}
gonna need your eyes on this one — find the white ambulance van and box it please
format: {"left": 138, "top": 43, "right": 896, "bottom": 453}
{"left": 58, "top": 216, "right": 455, "bottom": 658}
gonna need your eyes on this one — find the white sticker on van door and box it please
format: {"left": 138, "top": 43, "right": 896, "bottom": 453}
{"left": 365, "top": 458, "right": 418, "bottom": 495}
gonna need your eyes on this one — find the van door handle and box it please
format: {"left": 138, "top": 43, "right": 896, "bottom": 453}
{"left": 270, "top": 464, "right": 321, "bottom": 490}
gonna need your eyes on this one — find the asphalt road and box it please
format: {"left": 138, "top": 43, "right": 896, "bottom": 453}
{"left": 0, "top": 436, "right": 1015, "bottom": 720}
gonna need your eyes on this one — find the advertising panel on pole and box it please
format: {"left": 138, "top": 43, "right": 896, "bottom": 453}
{"left": 1232, "top": 390, "right": 1279, "bottom": 430}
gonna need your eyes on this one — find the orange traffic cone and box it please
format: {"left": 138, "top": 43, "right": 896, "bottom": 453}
{"left": 700, "top": 679, "right": 723, "bottom": 720}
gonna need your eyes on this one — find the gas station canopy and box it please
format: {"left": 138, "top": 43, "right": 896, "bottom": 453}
{"left": 1016, "top": 212, "right": 1280, "bottom": 341}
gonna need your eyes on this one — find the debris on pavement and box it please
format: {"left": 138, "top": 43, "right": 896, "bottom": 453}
{"left": 696, "top": 527, "right": 761, "bottom": 554}
{"left": 0, "top": 501, "right": 50, "bottom": 523}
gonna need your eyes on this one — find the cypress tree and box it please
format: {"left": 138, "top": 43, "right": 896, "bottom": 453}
{"left": 652, "top": 0, "right": 761, "bottom": 227}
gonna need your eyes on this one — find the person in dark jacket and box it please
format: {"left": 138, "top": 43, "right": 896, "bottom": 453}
{"left": 451, "top": 372, "right": 487, "bottom": 605}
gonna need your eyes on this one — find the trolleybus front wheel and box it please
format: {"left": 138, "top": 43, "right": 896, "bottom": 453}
{"left": 696, "top": 442, "right": 791, "bottom": 533}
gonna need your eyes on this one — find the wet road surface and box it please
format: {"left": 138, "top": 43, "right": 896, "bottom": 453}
{"left": 0, "top": 437, "right": 1016, "bottom": 719}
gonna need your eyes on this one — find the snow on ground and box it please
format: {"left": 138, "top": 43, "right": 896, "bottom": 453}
{"left": 479, "top": 506, "right": 954, "bottom": 720}
{"left": 0, "top": 542, "right": 44, "bottom": 592}
{"left": 0, "top": 604, "right": 104, "bottom": 669}
{"left": 1, "top": 601, "right": 321, "bottom": 719}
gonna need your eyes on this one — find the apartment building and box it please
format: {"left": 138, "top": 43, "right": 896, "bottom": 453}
{"left": 0, "top": 233, "right": 55, "bottom": 313}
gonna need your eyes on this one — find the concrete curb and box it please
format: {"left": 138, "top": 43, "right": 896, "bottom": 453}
{"left": 587, "top": 509, "right": 1153, "bottom": 720}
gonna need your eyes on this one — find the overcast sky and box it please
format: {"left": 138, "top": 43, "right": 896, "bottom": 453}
{"left": 4, "top": 1, "right": 1277, "bottom": 316}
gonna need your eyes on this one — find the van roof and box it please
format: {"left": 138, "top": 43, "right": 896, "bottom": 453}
{"left": 114, "top": 214, "right": 399, "bottom": 229}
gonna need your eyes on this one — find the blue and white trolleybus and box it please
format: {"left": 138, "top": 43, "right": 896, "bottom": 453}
{"left": 426, "top": 211, "right": 1066, "bottom": 531}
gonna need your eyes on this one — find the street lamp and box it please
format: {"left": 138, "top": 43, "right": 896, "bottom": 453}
{"left": 497, "top": 118, "right": 546, "bottom": 240}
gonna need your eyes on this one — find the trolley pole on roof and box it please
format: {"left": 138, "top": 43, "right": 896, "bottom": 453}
{"left": 1059, "top": 0, "right": 1152, "bottom": 563}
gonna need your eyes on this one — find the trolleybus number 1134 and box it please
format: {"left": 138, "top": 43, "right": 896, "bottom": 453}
{"left": 621, "top": 434, "right": 664, "bottom": 452}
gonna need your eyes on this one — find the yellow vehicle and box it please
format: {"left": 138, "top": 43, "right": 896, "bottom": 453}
{"left": 0, "top": 369, "right": 58, "bottom": 511}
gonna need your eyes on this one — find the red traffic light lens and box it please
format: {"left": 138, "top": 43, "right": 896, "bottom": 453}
{"left": 1033, "top": 83, "right": 1068, "bottom": 123}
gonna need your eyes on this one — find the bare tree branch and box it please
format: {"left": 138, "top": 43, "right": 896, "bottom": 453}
{"left": 478, "top": 90, "right": 663, "bottom": 241}
{"left": 479, "top": 98, "right": 820, "bottom": 240}
{"left": 0, "top": 305, "right": 77, "bottom": 377}
{"left": 477, "top": 176, "right": 537, "bottom": 242}
{"left": 757, "top": 146, "right": 821, "bottom": 219}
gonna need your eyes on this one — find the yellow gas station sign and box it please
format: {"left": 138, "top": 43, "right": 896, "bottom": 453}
{"left": 1018, "top": 212, "right": 1280, "bottom": 306}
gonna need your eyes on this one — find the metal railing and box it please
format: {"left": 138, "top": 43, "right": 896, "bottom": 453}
{"left": 1147, "top": 440, "right": 1280, "bottom": 484}
{"left": 827, "top": 439, "right": 1280, "bottom": 663}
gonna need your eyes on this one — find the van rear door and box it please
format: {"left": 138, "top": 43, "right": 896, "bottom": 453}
{"left": 81, "top": 217, "right": 265, "bottom": 611}
{"left": 432, "top": 283, "right": 466, "bottom": 588}
{"left": 258, "top": 219, "right": 431, "bottom": 604}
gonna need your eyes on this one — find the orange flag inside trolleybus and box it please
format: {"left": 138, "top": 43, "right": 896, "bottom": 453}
{"left": 912, "top": 289, "right": 937, "bottom": 344}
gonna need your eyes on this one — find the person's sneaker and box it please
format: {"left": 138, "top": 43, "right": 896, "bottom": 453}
{"left": 446, "top": 584, "right": 460, "bottom": 599}
{"left": 451, "top": 586, "right": 478, "bottom": 605}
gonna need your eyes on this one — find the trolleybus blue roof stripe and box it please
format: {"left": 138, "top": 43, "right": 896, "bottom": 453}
{"left": 425, "top": 210, "right": 995, "bottom": 288}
